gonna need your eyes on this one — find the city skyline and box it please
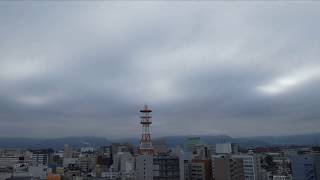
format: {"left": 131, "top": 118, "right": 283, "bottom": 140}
{"left": 1, "top": 2, "right": 320, "bottom": 138}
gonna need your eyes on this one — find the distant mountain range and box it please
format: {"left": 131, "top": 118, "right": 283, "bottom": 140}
{"left": 0, "top": 133, "right": 319, "bottom": 150}
{"left": 0, "top": 137, "right": 111, "bottom": 150}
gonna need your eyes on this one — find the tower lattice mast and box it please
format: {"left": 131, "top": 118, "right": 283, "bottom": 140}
{"left": 139, "top": 105, "right": 154, "bottom": 155}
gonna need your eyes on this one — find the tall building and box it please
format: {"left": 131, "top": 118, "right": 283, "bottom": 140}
{"left": 153, "top": 154, "right": 180, "bottom": 180}
{"left": 97, "top": 145, "right": 112, "bottom": 167}
{"left": 184, "top": 159, "right": 212, "bottom": 180}
{"left": 30, "top": 149, "right": 53, "bottom": 166}
{"left": 212, "top": 154, "right": 245, "bottom": 180}
{"left": 191, "top": 144, "right": 212, "bottom": 161}
{"left": 184, "top": 137, "right": 203, "bottom": 152}
{"left": 182, "top": 138, "right": 212, "bottom": 180}
{"left": 113, "top": 152, "right": 134, "bottom": 180}
{"left": 135, "top": 153, "right": 181, "bottom": 180}
{"left": 291, "top": 154, "right": 320, "bottom": 180}
{"left": 79, "top": 152, "right": 96, "bottom": 173}
{"left": 63, "top": 144, "right": 77, "bottom": 168}
{"left": 215, "top": 142, "right": 239, "bottom": 154}
{"left": 111, "top": 143, "right": 134, "bottom": 155}
{"left": 0, "top": 149, "right": 25, "bottom": 168}
{"left": 63, "top": 144, "right": 73, "bottom": 158}
{"left": 135, "top": 154, "right": 154, "bottom": 180}
{"left": 233, "top": 154, "right": 262, "bottom": 180}
{"left": 170, "top": 147, "right": 185, "bottom": 180}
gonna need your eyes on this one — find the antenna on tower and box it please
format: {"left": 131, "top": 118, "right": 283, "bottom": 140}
{"left": 138, "top": 105, "right": 154, "bottom": 155}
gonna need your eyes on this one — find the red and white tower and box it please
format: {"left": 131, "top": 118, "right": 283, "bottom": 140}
{"left": 139, "top": 105, "right": 154, "bottom": 155}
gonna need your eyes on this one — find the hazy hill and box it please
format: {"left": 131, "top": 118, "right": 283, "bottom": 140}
{"left": 237, "top": 133, "right": 320, "bottom": 146}
{"left": 0, "top": 133, "right": 319, "bottom": 150}
{"left": 0, "top": 137, "right": 111, "bottom": 150}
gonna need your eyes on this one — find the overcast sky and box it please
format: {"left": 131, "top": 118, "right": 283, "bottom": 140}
{"left": 0, "top": 2, "right": 320, "bottom": 138}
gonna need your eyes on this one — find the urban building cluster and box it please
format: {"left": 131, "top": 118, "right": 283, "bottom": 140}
{"left": 0, "top": 106, "right": 319, "bottom": 180}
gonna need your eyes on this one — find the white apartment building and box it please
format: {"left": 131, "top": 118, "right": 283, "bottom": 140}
{"left": 233, "top": 154, "right": 262, "bottom": 180}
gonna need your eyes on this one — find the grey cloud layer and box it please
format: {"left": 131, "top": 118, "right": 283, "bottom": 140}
{"left": 0, "top": 2, "right": 320, "bottom": 138}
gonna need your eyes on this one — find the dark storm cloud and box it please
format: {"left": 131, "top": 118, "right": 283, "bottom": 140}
{"left": 0, "top": 2, "right": 320, "bottom": 138}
